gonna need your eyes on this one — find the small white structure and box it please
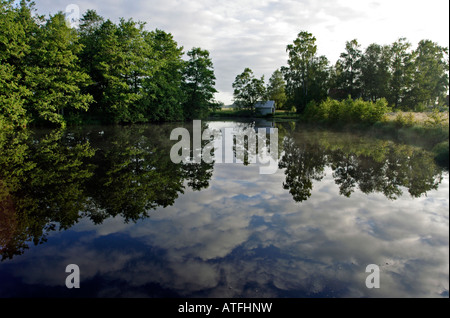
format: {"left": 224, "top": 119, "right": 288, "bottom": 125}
{"left": 255, "top": 101, "right": 276, "bottom": 115}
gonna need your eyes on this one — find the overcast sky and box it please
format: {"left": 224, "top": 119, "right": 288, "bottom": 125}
{"left": 33, "top": 0, "right": 449, "bottom": 105}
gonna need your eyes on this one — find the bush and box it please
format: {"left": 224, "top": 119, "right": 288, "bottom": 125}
{"left": 425, "top": 109, "right": 448, "bottom": 128}
{"left": 394, "top": 112, "right": 416, "bottom": 128}
{"left": 303, "top": 97, "right": 390, "bottom": 125}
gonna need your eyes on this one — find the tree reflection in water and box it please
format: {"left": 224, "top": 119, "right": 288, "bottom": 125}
{"left": 278, "top": 127, "right": 443, "bottom": 202}
{"left": 0, "top": 122, "right": 445, "bottom": 261}
{"left": 0, "top": 124, "right": 214, "bottom": 260}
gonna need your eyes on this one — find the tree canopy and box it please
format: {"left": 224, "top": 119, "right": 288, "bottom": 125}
{"left": 0, "top": 1, "right": 218, "bottom": 129}
{"left": 2, "top": 2, "right": 448, "bottom": 129}
{"left": 232, "top": 30, "right": 448, "bottom": 113}
{"left": 232, "top": 68, "right": 266, "bottom": 111}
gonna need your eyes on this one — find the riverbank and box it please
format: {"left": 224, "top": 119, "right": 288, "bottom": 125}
{"left": 374, "top": 112, "right": 449, "bottom": 169}
{"left": 300, "top": 111, "right": 449, "bottom": 169}
{"left": 209, "top": 108, "right": 449, "bottom": 169}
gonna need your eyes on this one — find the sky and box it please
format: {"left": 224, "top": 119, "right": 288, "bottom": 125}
{"left": 32, "top": 0, "right": 450, "bottom": 105}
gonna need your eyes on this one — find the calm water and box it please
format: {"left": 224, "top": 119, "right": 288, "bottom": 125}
{"left": 0, "top": 120, "right": 448, "bottom": 298}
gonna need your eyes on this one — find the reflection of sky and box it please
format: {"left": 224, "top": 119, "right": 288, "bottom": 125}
{"left": 0, "top": 123, "right": 448, "bottom": 298}
{"left": 1, "top": 166, "right": 448, "bottom": 298}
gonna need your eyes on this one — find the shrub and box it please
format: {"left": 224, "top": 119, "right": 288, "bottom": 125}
{"left": 303, "top": 97, "right": 390, "bottom": 125}
{"left": 394, "top": 112, "right": 416, "bottom": 128}
{"left": 425, "top": 109, "right": 448, "bottom": 128}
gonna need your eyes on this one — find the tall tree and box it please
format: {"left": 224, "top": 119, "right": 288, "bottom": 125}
{"left": 410, "top": 40, "right": 449, "bottom": 108}
{"left": 0, "top": 0, "right": 32, "bottom": 129}
{"left": 284, "top": 31, "right": 319, "bottom": 112}
{"left": 116, "top": 18, "right": 154, "bottom": 122}
{"left": 337, "top": 39, "right": 362, "bottom": 98}
{"left": 308, "top": 55, "right": 331, "bottom": 104}
{"left": 24, "top": 11, "right": 93, "bottom": 127}
{"left": 78, "top": 10, "right": 105, "bottom": 106}
{"left": 232, "top": 68, "right": 266, "bottom": 111}
{"left": 266, "top": 69, "right": 287, "bottom": 110}
{"left": 80, "top": 14, "right": 163, "bottom": 124}
{"left": 141, "top": 29, "right": 185, "bottom": 122}
{"left": 360, "top": 43, "right": 391, "bottom": 102}
{"left": 87, "top": 18, "right": 152, "bottom": 123}
{"left": 182, "top": 47, "right": 218, "bottom": 120}
{"left": 387, "top": 37, "right": 415, "bottom": 109}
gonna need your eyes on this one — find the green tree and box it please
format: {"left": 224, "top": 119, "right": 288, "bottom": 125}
{"left": 25, "top": 12, "right": 93, "bottom": 127}
{"left": 232, "top": 68, "right": 266, "bottom": 111}
{"left": 387, "top": 38, "right": 415, "bottom": 109}
{"left": 117, "top": 18, "right": 156, "bottom": 122}
{"left": 77, "top": 9, "right": 106, "bottom": 114}
{"left": 141, "top": 29, "right": 185, "bottom": 122}
{"left": 284, "top": 31, "right": 324, "bottom": 112}
{"left": 360, "top": 43, "right": 391, "bottom": 102}
{"left": 0, "top": 0, "right": 39, "bottom": 130}
{"left": 266, "top": 69, "right": 287, "bottom": 110}
{"left": 0, "top": 63, "right": 29, "bottom": 130}
{"left": 410, "top": 40, "right": 449, "bottom": 109}
{"left": 336, "top": 39, "right": 362, "bottom": 98}
{"left": 182, "top": 47, "right": 218, "bottom": 120}
{"left": 84, "top": 18, "right": 152, "bottom": 123}
{"left": 308, "top": 55, "right": 331, "bottom": 104}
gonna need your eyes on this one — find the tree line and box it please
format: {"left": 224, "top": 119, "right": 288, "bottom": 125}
{"left": 233, "top": 31, "right": 449, "bottom": 113}
{"left": 0, "top": 0, "right": 219, "bottom": 130}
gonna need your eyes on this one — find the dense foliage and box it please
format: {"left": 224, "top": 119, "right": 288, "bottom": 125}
{"left": 233, "top": 31, "right": 448, "bottom": 113}
{"left": 0, "top": 1, "right": 218, "bottom": 129}
{"left": 303, "top": 97, "right": 391, "bottom": 125}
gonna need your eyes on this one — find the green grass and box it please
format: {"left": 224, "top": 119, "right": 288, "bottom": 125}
{"left": 377, "top": 113, "right": 449, "bottom": 169}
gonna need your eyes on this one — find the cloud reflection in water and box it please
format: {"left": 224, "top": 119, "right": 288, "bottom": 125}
{"left": 0, "top": 122, "right": 448, "bottom": 298}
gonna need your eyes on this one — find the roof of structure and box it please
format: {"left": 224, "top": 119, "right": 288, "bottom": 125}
{"left": 255, "top": 101, "right": 275, "bottom": 108}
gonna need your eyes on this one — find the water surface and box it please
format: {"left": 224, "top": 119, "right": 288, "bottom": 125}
{"left": 0, "top": 120, "right": 448, "bottom": 298}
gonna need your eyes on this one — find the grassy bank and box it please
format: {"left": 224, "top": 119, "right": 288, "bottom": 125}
{"left": 373, "top": 111, "right": 449, "bottom": 168}
{"left": 298, "top": 110, "right": 449, "bottom": 169}
{"left": 209, "top": 104, "right": 449, "bottom": 169}
{"left": 296, "top": 98, "right": 449, "bottom": 169}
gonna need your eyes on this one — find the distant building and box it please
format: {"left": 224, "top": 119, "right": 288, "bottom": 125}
{"left": 255, "top": 101, "right": 276, "bottom": 115}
